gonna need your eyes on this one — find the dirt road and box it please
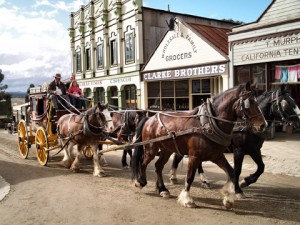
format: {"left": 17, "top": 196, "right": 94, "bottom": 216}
{"left": 0, "top": 130, "right": 299, "bottom": 225}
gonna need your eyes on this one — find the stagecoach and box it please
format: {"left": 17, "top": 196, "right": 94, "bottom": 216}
{"left": 17, "top": 85, "right": 93, "bottom": 166}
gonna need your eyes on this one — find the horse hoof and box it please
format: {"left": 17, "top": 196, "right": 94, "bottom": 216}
{"left": 134, "top": 181, "right": 142, "bottom": 189}
{"left": 223, "top": 196, "right": 235, "bottom": 209}
{"left": 123, "top": 165, "right": 130, "bottom": 170}
{"left": 94, "top": 172, "right": 107, "bottom": 177}
{"left": 185, "top": 202, "right": 197, "bottom": 208}
{"left": 240, "top": 180, "right": 248, "bottom": 189}
{"left": 62, "top": 160, "right": 72, "bottom": 169}
{"left": 160, "top": 191, "right": 171, "bottom": 198}
{"left": 170, "top": 178, "right": 178, "bottom": 185}
{"left": 200, "top": 182, "right": 210, "bottom": 189}
{"left": 72, "top": 168, "right": 80, "bottom": 173}
{"left": 235, "top": 193, "right": 246, "bottom": 199}
{"left": 178, "top": 201, "right": 197, "bottom": 208}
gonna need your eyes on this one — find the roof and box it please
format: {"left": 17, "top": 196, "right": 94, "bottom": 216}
{"left": 187, "top": 23, "right": 231, "bottom": 55}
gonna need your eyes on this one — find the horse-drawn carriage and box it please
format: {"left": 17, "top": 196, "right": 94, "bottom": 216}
{"left": 16, "top": 82, "right": 300, "bottom": 209}
{"left": 17, "top": 85, "right": 95, "bottom": 166}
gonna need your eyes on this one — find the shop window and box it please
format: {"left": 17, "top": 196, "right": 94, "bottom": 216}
{"left": 161, "top": 81, "right": 174, "bottom": 97}
{"left": 235, "top": 66, "right": 250, "bottom": 85}
{"left": 148, "top": 82, "right": 160, "bottom": 98}
{"left": 125, "top": 33, "right": 135, "bottom": 63}
{"left": 95, "top": 87, "right": 105, "bottom": 103}
{"left": 108, "top": 86, "right": 118, "bottom": 109}
{"left": 162, "top": 99, "right": 174, "bottom": 111}
{"left": 84, "top": 88, "right": 92, "bottom": 98}
{"left": 192, "top": 78, "right": 212, "bottom": 108}
{"left": 86, "top": 48, "right": 91, "bottom": 70}
{"left": 251, "top": 64, "right": 265, "bottom": 84}
{"left": 148, "top": 82, "right": 160, "bottom": 110}
{"left": 110, "top": 39, "right": 117, "bottom": 66}
{"left": 147, "top": 81, "right": 188, "bottom": 111}
{"left": 271, "top": 63, "right": 300, "bottom": 83}
{"left": 76, "top": 51, "right": 81, "bottom": 72}
{"left": 97, "top": 44, "right": 103, "bottom": 68}
{"left": 192, "top": 79, "right": 211, "bottom": 94}
{"left": 124, "top": 85, "right": 137, "bottom": 108}
{"left": 175, "top": 80, "right": 188, "bottom": 97}
{"left": 175, "top": 80, "right": 188, "bottom": 110}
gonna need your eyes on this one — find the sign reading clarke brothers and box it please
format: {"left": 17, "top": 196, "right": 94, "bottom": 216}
{"left": 143, "top": 22, "right": 228, "bottom": 81}
{"left": 143, "top": 64, "right": 226, "bottom": 81}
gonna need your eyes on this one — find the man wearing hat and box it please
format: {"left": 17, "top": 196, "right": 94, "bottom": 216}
{"left": 48, "top": 73, "right": 69, "bottom": 109}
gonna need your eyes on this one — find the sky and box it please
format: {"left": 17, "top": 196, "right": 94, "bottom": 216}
{"left": 0, "top": 0, "right": 272, "bottom": 92}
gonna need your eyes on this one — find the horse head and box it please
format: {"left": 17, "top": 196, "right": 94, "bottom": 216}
{"left": 233, "top": 82, "right": 267, "bottom": 133}
{"left": 115, "top": 109, "right": 147, "bottom": 143}
{"left": 97, "top": 102, "right": 114, "bottom": 133}
{"left": 277, "top": 86, "right": 300, "bottom": 129}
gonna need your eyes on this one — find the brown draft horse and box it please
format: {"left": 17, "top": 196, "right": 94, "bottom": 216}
{"left": 109, "top": 109, "right": 147, "bottom": 168}
{"left": 57, "top": 102, "right": 114, "bottom": 177}
{"left": 131, "top": 82, "right": 267, "bottom": 208}
{"left": 170, "top": 85, "right": 300, "bottom": 199}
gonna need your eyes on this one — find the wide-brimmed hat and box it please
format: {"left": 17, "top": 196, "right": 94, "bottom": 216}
{"left": 54, "top": 73, "right": 62, "bottom": 79}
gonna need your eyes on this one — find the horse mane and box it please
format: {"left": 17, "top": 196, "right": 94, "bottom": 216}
{"left": 84, "top": 104, "right": 96, "bottom": 115}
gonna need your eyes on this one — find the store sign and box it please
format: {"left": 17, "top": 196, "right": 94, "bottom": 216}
{"left": 110, "top": 77, "right": 131, "bottom": 84}
{"left": 78, "top": 80, "right": 102, "bottom": 87}
{"left": 143, "top": 64, "right": 227, "bottom": 81}
{"left": 161, "top": 32, "right": 197, "bottom": 61}
{"left": 234, "top": 33, "right": 300, "bottom": 65}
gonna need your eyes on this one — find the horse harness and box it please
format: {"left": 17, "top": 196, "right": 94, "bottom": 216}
{"left": 156, "top": 93, "right": 258, "bottom": 156}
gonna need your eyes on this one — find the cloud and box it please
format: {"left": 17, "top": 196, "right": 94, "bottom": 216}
{"left": 33, "top": 0, "right": 89, "bottom": 12}
{"left": 0, "top": 1, "right": 72, "bottom": 92}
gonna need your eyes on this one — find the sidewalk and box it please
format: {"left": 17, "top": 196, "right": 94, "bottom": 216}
{"left": 260, "top": 131, "right": 300, "bottom": 177}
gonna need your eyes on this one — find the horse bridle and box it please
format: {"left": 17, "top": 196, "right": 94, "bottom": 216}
{"left": 85, "top": 110, "right": 108, "bottom": 131}
{"left": 269, "top": 90, "right": 287, "bottom": 122}
{"left": 118, "top": 111, "right": 137, "bottom": 141}
{"left": 237, "top": 90, "right": 262, "bottom": 121}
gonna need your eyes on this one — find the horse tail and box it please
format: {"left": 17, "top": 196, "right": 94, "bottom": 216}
{"left": 131, "top": 116, "right": 148, "bottom": 182}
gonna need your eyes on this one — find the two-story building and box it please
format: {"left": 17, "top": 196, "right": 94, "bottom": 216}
{"left": 69, "top": 0, "right": 237, "bottom": 110}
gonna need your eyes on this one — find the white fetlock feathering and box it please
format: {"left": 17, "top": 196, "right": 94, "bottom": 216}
{"left": 177, "top": 190, "right": 197, "bottom": 208}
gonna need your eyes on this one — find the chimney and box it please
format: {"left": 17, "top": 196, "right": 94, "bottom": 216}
{"left": 168, "top": 4, "right": 170, "bottom": 11}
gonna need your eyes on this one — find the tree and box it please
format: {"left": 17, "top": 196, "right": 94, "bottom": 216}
{"left": 0, "top": 69, "right": 8, "bottom": 91}
{"left": 0, "top": 69, "right": 12, "bottom": 126}
{"left": 222, "top": 18, "right": 244, "bottom": 25}
{"left": 25, "top": 84, "right": 35, "bottom": 102}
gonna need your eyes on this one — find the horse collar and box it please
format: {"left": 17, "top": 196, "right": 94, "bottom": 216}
{"left": 198, "top": 99, "right": 232, "bottom": 147}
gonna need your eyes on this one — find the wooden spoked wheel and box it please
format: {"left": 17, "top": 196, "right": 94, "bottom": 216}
{"left": 17, "top": 120, "right": 29, "bottom": 159}
{"left": 83, "top": 146, "right": 93, "bottom": 160}
{"left": 35, "top": 127, "right": 49, "bottom": 166}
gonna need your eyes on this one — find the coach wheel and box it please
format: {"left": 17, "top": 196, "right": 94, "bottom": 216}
{"left": 17, "top": 120, "right": 29, "bottom": 159}
{"left": 35, "top": 127, "right": 49, "bottom": 166}
{"left": 83, "top": 146, "right": 93, "bottom": 160}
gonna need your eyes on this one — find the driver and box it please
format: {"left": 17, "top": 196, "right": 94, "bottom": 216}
{"left": 48, "top": 73, "right": 70, "bottom": 110}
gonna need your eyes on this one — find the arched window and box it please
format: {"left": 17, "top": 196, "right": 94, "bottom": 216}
{"left": 108, "top": 86, "right": 118, "bottom": 109}
{"left": 124, "top": 85, "right": 137, "bottom": 108}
